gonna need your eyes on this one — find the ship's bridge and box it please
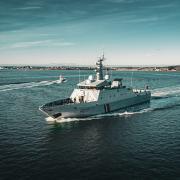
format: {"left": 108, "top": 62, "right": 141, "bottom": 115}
{"left": 77, "top": 78, "right": 124, "bottom": 90}
{"left": 77, "top": 79, "right": 109, "bottom": 89}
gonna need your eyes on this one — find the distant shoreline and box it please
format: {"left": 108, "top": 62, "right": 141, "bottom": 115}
{"left": 0, "top": 65, "right": 180, "bottom": 72}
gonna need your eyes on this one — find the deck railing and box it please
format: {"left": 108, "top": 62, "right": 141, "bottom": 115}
{"left": 44, "top": 98, "right": 73, "bottom": 107}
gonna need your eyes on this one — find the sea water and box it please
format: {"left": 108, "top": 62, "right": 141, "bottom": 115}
{"left": 0, "top": 70, "right": 180, "bottom": 179}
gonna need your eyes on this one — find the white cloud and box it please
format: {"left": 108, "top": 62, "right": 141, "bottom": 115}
{"left": 49, "top": 42, "right": 75, "bottom": 47}
{"left": 105, "top": 0, "right": 140, "bottom": 3}
{"left": 123, "top": 16, "right": 160, "bottom": 23}
{"left": 145, "top": 53, "right": 156, "bottom": 57}
{"left": 11, "top": 40, "right": 50, "bottom": 48}
{"left": 0, "top": 40, "right": 75, "bottom": 50}
{"left": 121, "top": 13, "right": 178, "bottom": 24}
{"left": 15, "top": 6, "right": 42, "bottom": 10}
{"left": 146, "top": 3, "right": 178, "bottom": 9}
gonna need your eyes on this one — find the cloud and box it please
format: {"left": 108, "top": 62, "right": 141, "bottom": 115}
{"left": 0, "top": 40, "right": 75, "bottom": 50}
{"left": 11, "top": 40, "right": 50, "bottom": 48}
{"left": 123, "top": 16, "right": 160, "bottom": 23}
{"left": 49, "top": 42, "right": 75, "bottom": 47}
{"left": 145, "top": 3, "right": 178, "bottom": 9}
{"left": 15, "top": 6, "right": 42, "bottom": 10}
{"left": 104, "top": 0, "right": 141, "bottom": 3}
{"left": 145, "top": 53, "right": 156, "bottom": 57}
{"left": 120, "top": 12, "right": 179, "bottom": 24}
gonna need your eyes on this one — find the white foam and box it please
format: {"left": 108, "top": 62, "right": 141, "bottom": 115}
{"left": 0, "top": 80, "right": 58, "bottom": 92}
{"left": 45, "top": 108, "right": 153, "bottom": 124}
{"left": 152, "top": 85, "right": 180, "bottom": 97}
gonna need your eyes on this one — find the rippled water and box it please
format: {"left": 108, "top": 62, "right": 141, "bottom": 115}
{"left": 0, "top": 70, "right": 180, "bottom": 180}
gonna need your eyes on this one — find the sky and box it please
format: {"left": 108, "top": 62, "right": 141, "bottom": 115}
{"left": 0, "top": 0, "right": 180, "bottom": 65}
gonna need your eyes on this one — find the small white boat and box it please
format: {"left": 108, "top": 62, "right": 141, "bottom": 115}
{"left": 56, "top": 75, "right": 66, "bottom": 83}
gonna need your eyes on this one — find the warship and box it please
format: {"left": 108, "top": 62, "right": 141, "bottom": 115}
{"left": 39, "top": 55, "right": 151, "bottom": 119}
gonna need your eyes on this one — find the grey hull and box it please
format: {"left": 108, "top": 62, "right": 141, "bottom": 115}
{"left": 40, "top": 93, "right": 151, "bottom": 119}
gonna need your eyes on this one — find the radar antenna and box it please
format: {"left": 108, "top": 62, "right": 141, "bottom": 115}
{"left": 96, "top": 53, "right": 105, "bottom": 80}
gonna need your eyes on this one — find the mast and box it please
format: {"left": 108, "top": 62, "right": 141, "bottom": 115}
{"left": 96, "top": 54, "right": 105, "bottom": 80}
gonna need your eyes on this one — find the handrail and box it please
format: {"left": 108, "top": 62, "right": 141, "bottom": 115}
{"left": 44, "top": 98, "right": 73, "bottom": 107}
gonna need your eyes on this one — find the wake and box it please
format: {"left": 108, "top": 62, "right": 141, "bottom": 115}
{"left": 46, "top": 108, "right": 153, "bottom": 124}
{"left": 0, "top": 80, "right": 61, "bottom": 92}
{"left": 152, "top": 85, "right": 180, "bottom": 98}
{"left": 0, "top": 74, "right": 89, "bottom": 92}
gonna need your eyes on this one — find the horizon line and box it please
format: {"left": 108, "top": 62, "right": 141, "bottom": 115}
{"left": 0, "top": 63, "right": 180, "bottom": 67}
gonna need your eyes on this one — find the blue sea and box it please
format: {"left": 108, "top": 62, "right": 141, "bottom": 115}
{"left": 0, "top": 69, "right": 180, "bottom": 180}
